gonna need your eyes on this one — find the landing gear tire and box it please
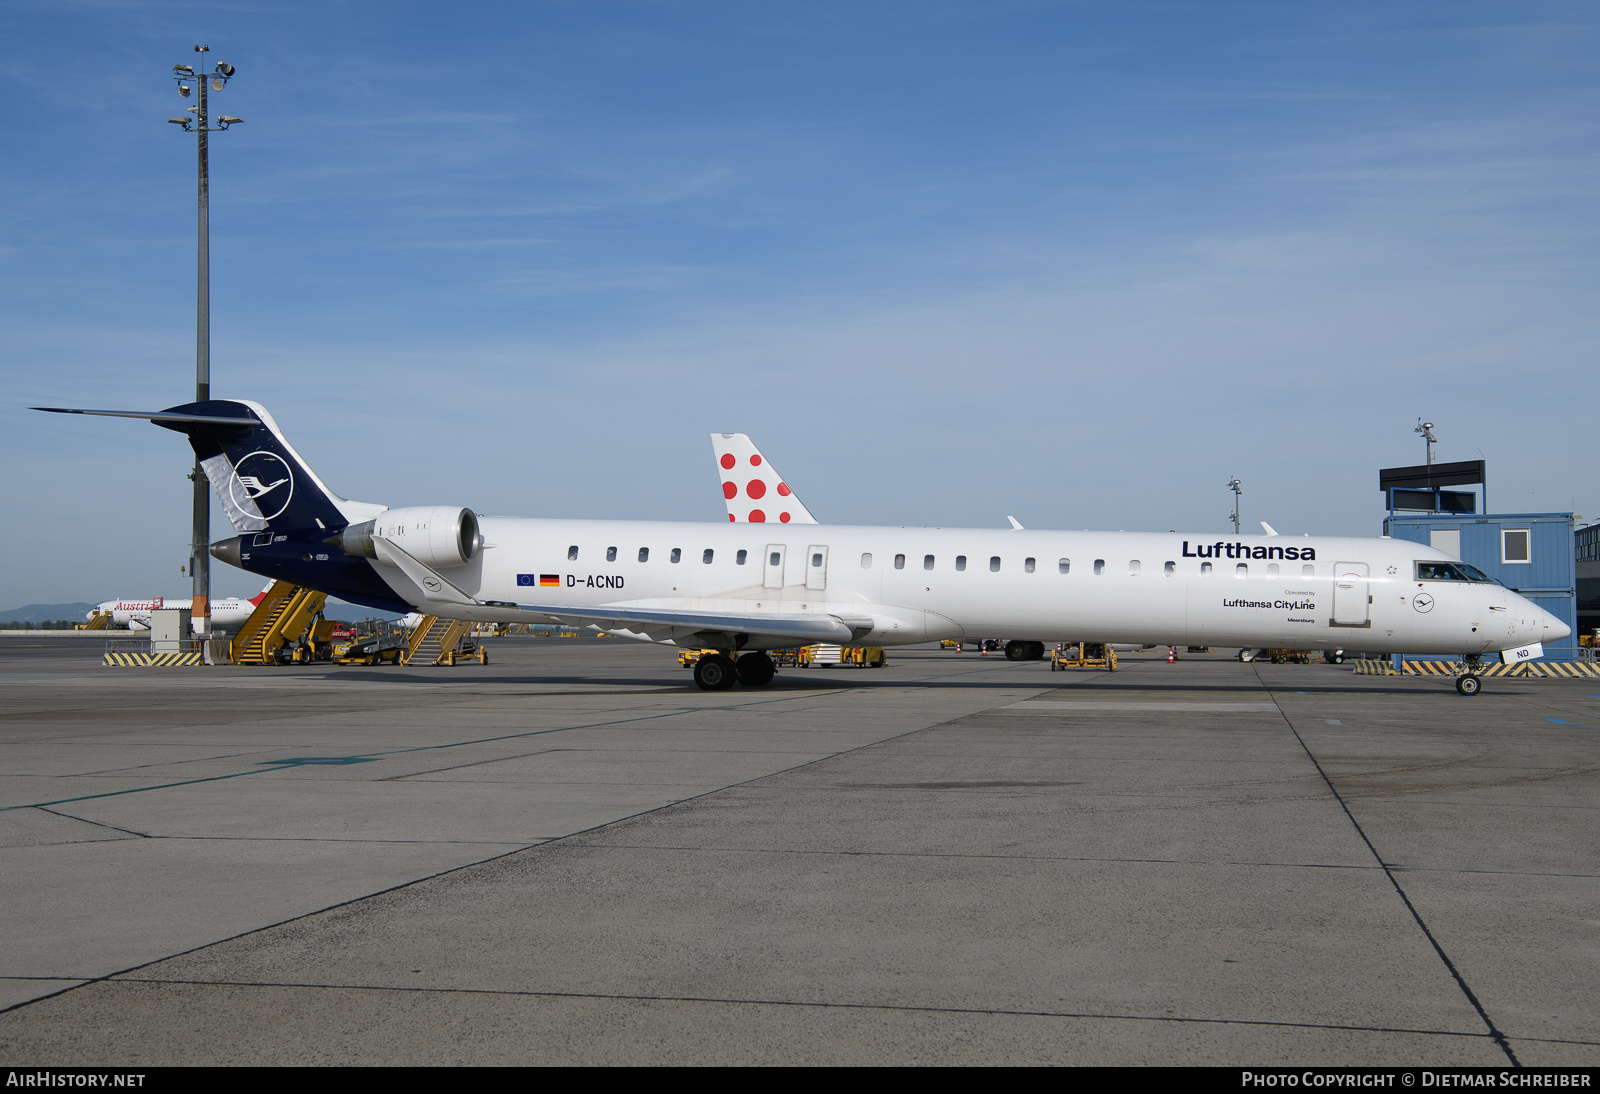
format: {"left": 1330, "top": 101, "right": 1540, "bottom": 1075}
{"left": 736, "top": 652, "right": 776, "bottom": 687}
{"left": 694, "top": 654, "right": 738, "bottom": 691}
{"left": 1004, "top": 640, "right": 1028, "bottom": 662}
{"left": 1456, "top": 674, "right": 1482, "bottom": 697}
{"left": 1323, "top": 650, "right": 1344, "bottom": 665}
{"left": 1238, "top": 649, "right": 1255, "bottom": 662}
{"left": 1027, "top": 641, "right": 1046, "bottom": 661}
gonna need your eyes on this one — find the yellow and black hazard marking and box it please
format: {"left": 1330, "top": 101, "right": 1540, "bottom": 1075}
{"left": 1395, "top": 660, "right": 1600, "bottom": 679}
{"left": 1529, "top": 661, "right": 1600, "bottom": 678}
{"left": 104, "top": 651, "right": 204, "bottom": 667}
{"left": 1352, "top": 659, "right": 1398, "bottom": 675}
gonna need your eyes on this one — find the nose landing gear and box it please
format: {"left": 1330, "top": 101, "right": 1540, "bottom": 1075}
{"left": 1455, "top": 655, "right": 1485, "bottom": 696}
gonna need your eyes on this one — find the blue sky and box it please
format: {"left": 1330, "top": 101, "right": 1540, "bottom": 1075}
{"left": 2, "top": 1, "right": 1597, "bottom": 606}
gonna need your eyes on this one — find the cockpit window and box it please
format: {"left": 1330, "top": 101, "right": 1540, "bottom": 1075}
{"left": 1416, "top": 561, "right": 1497, "bottom": 584}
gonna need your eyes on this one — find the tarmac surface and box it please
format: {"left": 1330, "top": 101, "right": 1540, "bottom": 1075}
{"left": 0, "top": 635, "right": 1596, "bottom": 1065}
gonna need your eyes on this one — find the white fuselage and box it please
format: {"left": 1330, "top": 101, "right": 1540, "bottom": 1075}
{"left": 369, "top": 519, "right": 1564, "bottom": 654}
{"left": 91, "top": 596, "right": 261, "bottom": 631}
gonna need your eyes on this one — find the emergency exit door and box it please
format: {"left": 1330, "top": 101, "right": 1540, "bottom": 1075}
{"left": 1332, "top": 562, "right": 1370, "bottom": 627}
{"left": 764, "top": 544, "right": 786, "bottom": 590}
{"left": 806, "top": 545, "right": 829, "bottom": 591}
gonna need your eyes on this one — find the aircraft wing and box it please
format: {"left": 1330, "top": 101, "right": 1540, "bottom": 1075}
{"left": 514, "top": 602, "right": 873, "bottom": 648}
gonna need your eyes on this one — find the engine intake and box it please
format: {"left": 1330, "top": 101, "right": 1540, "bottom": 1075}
{"left": 334, "top": 506, "right": 480, "bottom": 568}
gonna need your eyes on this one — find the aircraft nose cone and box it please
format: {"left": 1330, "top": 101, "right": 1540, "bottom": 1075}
{"left": 1544, "top": 612, "right": 1571, "bottom": 643}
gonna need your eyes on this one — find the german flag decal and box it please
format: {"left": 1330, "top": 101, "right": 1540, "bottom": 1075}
{"left": 540, "top": 574, "right": 560, "bottom": 587}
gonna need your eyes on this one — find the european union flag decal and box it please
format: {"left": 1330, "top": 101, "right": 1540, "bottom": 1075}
{"left": 517, "top": 574, "right": 536, "bottom": 586}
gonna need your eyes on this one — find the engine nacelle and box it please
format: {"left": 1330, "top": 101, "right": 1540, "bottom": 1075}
{"left": 337, "top": 506, "right": 481, "bottom": 569}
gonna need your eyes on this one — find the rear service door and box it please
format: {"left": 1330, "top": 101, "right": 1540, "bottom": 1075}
{"left": 764, "top": 544, "right": 786, "bottom": 590}
{"left": 806, "top": 545, "right": 829, "bottom": 592}
{"left": 1332, "top": 562, "right": 1370, "bottom": 627}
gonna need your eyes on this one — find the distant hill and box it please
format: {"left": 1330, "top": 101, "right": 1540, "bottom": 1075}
{"left": 0, "top": 602, "right": 96, "bottom": 624}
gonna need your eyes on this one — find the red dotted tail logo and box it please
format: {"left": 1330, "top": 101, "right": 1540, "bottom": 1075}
{"left": 722, "top": 482, "right": 737, "bottom": 499}
{"left": 780, "top": 512, "right": 790, "bottom": 522}
{"left": 728, "top": 514, "right": 735, "bottom": 521}
{"left": 746, "top": 480, "right": 766, "bottom": 499}
{"left": 776, "top": 483, "right": 790, "bottom": 496}
{"left": 750, "top": 510, "right": 765, "bottom": 522}
{"left": 720, "top": 453, "right": 736, "bottom": 469}
{"left": 750, "top": 455, "right": 762, "bottom": 465}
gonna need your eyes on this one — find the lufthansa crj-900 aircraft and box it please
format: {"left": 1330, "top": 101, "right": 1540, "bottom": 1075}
{"left": 36, "top": 401, "right": 1568, "bottom": 695}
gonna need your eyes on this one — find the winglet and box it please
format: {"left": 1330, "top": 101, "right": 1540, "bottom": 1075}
{"left": 1261, "top": 522, "right": 1279, "bottom": 537}
{"left": 710, "top": 433, "right": 818, "bottom": 525}
{"left": 1007, "top": 516, "right": 1024, "bottom": 530}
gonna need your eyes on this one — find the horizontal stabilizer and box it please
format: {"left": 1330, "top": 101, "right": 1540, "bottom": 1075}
{"left": 32, "top": 407, "right": 257, "bottom": 427}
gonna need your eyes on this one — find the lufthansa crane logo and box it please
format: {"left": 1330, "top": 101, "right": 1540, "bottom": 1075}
{"left": 229, "top": 451, "right": 294, "bottom": 521}
{"left": 1413, "top": 593, "right": 1434, "bottom": 613}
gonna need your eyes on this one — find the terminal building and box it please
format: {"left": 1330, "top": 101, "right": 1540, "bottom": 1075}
{"left": 1379, "top": 459, "right": 1583, "bottom": 660}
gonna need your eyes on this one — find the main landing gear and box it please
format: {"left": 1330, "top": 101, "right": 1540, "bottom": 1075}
{"left": 692, "top": 651, "right": 776, "bottom": 691}
{"left": 1004, "top": 640, "right": 1046, "bottom": 662}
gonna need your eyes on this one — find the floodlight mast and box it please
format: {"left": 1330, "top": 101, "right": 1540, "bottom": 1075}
{"left": 169, "top": 45, "right": 239, "bottom": 644}
{"left": 1227, "top": 476, "right": 1243, "bottom": 535}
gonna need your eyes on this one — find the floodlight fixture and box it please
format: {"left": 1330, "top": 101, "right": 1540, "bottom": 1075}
{"left": 173, "top": 64, "right": 193, "bottom": 74}
{"left": 178, "top": 84, "right": 191, "bottom": 97}
{"left": 216, "top": 63, "right": 234, "bottom": 77}
{"left": 168, "top": 117, "right": 190, "bottom": 125}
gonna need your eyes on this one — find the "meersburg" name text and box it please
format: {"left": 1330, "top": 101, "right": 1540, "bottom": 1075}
{"left": 1183, "top": 541, "right": 1316, "bottom": 560}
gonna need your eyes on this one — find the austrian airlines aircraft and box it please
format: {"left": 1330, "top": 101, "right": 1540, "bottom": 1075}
{"left": 89, "top": 584, "right": 272, "bottom": 630}
{"left": 36, "top": 401, "right": 1568, "bottom": 695}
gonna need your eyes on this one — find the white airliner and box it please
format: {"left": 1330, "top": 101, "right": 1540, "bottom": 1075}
{"left": 36, "top": 400, "right": 1568, "bottom": 695}
{"left": 89, "top": 584, "right": 272, "bottom": 631}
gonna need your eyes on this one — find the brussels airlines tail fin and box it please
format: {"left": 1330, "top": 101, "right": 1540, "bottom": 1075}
{"left": 33, "top": 400, "right": 387, "bottom": 533}
{"left": 711, "top": 433, "right": 818, "bottom": 525}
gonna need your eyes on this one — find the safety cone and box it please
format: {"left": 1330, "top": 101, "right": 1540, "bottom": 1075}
{"left": 981, "top": 645, "right": 987, "bottom": 657}
{"left": 1167, "top": 647, "right": 1176, "bottom": 663}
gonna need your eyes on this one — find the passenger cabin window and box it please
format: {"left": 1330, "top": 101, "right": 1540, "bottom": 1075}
{"left": 1025, "top": 557, "right": 1036, "bottom": 573}
{"left": 606, "top": 546, "right": 617, "bottom": 562}
{"left": 1164, "top": 561, "right": 1175, "bottom": 575}
{"left": 703, "top": 549, "right": 714, "bottom": 564}
{"left": 1093, "top": 559, "right": 1104, "bottom": 575}
{"left": 1058, "top": 558, "right": 1070, "bottom": 574}
{"left": 894, "top": 554, "right": 906, "bottom": 569}
{"left": 568, "top": 546, "right": 579, "bottom": 561}
{"left": 1236, "top": 563, "right": 1248, "bottom": 578}
{"left": 736, "top": 550, "right": 747, "bottom": 566}
{"left": 861, "top": 553, "right": 872, "bottom": 568}
{"left": 1129, "top": 560, "right": 1141, "bottom": 576}
{"left": 990, "top": 556, "right": 1001, "bottom": 572}
{"left": 924, "top": 555, "right": 935, "bottom": 570}
{"left": 1267, "top": 563, "right": 1279, "bottom": 577}
{"left": 670, "top": 548, "right": 681, "bottom": 564}
{"left": 638, "top": 548, "right": 649, "bottom": 563}
{"left": 1302, "top": 564, "right": 1314, "bottom": 577}
{"left": 770, "top": 552, "right": 781, "bottom": 567}
{"left": 955, "top": 556, "right": 967, "bottom": 571}
{"left": 811, "top": 552, "right": 823, "bottom": 567}
{"left": 1201, "top": 562, "right": 1213, "bottom": 575}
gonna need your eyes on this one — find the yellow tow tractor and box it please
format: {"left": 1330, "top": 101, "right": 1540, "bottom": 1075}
{"left": 798, "top": 644, "right": 887, "bottom": 668}
{"left": 1050, "top": 642, "right": 1117, "bottom": 671}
